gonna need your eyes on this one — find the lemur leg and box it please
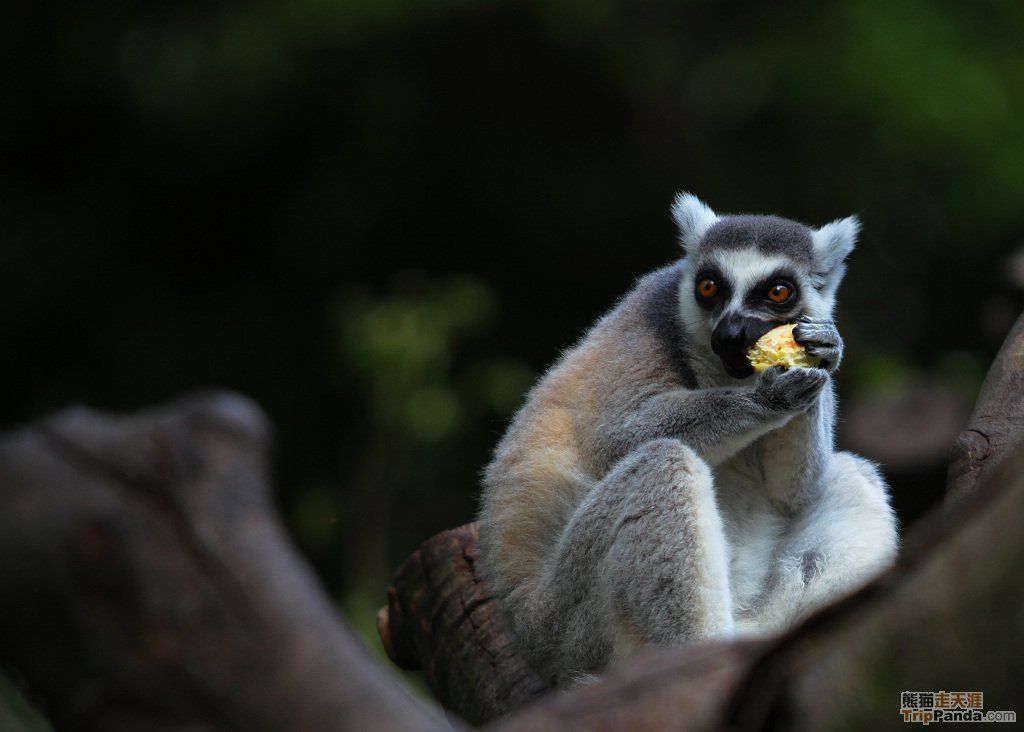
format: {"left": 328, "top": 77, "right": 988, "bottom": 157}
{"left": 521, "top": 438, "right": 734, "bottom": 685}
{"left": 742, "top": 451, "right": 898, "bottom": 635}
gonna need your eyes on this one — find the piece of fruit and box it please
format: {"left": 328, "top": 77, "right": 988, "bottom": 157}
{"left": 746, "top": 323, "right": 822, "bottom": 373}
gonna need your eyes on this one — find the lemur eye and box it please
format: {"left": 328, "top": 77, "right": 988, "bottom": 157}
{"left": 696, "top": 278, "right": 718, "bottom": 300}
{"left": 767, "top": 283, "right": 794, "bottom": 304}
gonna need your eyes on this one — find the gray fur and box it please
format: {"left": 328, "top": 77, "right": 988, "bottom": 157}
{"left": 701, "top": 215, "right": 815, "bottom": 263}
{"left": 477, "top": 195, "right": 898, "bottom": 688}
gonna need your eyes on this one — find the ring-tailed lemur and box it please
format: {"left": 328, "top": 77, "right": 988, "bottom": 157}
{"left": 478, "top": 194, "right": 898, "bottom": 687}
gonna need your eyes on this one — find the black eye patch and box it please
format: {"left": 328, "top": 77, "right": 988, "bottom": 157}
{"left": 744, "top": 271, "right": 800, "bottom": 310}
{"left": 693, "top": 267, "right": 731, "bottom": 310}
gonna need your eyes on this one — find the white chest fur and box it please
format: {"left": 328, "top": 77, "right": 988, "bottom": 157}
{"left": 713, "top": 441, "right": 804, "bottom": 624}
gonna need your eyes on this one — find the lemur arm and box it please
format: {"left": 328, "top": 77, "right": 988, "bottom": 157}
{"left": 757, "top": 384, "right": 836, "bottom": 509}
{"left": 598, "top": 367, "right": 827, "bottom": 468}
{"left": 756, "top": 319, "right": 844, "bottom": 508}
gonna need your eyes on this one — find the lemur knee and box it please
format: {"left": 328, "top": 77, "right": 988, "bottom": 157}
{"left": 614, "top": 438, "right": 712, "bottom": 506}
{"left": 603, "top": 439, "right": 732, "bottom": 645}
{"left": 826, "top": 452, "right": 894, "bottom": 514}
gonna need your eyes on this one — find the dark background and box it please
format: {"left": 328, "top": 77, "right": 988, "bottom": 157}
{"left": 2, "top": 0, "right": 1023, "bottom": 652}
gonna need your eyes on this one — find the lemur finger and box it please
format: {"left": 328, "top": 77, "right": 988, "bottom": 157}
{"left": 792, "top": 366, "right": 826, "bottom": 387}
{"left": 792, "top": 322, "right": 838, "bottom": 347}
{"left": 796, "top": 315, "right": 833, "bottom": 326}
{"left": 786, "top": 368, "right": 828, "bottom": 404}
{"left": 802, "top": 342, "right": 840, "bottom": 357}
{"left": 784, "top": 366, "right": 825, "bottom": 396}
{"left": 754, "top": 365, "right": 788, "bottom": 391}
{"left": 803, "top": 367, "right": 829, "bottom": 390}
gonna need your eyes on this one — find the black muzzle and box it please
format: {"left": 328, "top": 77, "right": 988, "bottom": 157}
{"left": 711, "top": 315, "right": 776, "bottom": 379}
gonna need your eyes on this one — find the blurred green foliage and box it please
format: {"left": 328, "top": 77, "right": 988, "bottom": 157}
{"left": 335, "top": 273, "right": 518, "bottom": 435}
{"left": 1, "top": 0, "right": 1022, "bottom": 665}
{"left": 0, "top": 673, "right": 52, "bottom": 732}
{"left": 292, "top": 273, "right": 531, "bottom": 601}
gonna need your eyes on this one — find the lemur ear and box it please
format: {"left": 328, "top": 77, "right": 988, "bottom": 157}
{"left": 811, "top": 215, "right": 860, "bottom": 294}
{"left": 671, "top": 193, "right": 718, "bottom": 257}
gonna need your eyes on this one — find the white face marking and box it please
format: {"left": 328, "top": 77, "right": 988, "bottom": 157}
{"left": 707, "top": 249, "right": 794, "bottom": 320}
{"left": 677, "top": 246, "right": 838, "bottom": 388}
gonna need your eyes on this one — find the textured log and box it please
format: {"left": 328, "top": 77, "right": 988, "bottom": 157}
{"left": 381, "top": 523, "right": 547, "bottom": 724}
{"left": 491, "top": 640, "right": 766, "bottom": 732}
{"left": 947, "top": 310, "right": 1024, "bottom": 502}
{"left": 0, "top": 392, "right": 450, "bottom": 732}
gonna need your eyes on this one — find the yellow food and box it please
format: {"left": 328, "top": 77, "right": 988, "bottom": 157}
{"left": 747, "top": 323, "right": 821, "bottom": 373}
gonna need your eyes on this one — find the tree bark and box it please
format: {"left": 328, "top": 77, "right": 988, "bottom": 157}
{"left": 379, "top": 523, "right": 547, "bottom": 725}
{"left": 947, "top": 310, "right": 1024, "bottom": 502}
{"left": 0, "top": 392, "right": 451, "bottom": 732}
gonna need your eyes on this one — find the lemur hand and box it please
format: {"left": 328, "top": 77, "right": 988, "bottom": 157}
{"left": 754, "top": 365, "right": 828, "bottom": 414}
{"left": 793, "top": 317, "right": 844, "bottom": 372}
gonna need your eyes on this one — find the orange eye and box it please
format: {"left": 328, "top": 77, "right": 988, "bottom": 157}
{"left": 767, "top": 283, "right": 793, "bottom": 303}
{"left": 696, "top": 278, "right": 720, "bottom": 298}
{"left": 697, "top": 278, "right": 718, "bottom": 299}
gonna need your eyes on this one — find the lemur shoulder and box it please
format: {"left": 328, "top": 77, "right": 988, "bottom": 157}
{"left": 478, "top": 194, "right": 898, "bottom": 687}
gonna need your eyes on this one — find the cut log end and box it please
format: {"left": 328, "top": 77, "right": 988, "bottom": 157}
{"left": 377, "top": 586, "right": 419, "bottom": 671}
{"left": 381, "top": 523, "right": 548, "bottom": 724}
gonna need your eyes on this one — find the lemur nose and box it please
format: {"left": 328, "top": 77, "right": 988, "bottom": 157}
{"left": 711, "top": 320, "right": 745, "bottom": 355}
{"left": 711, "top": 316, "right": 773, "bottom": 356}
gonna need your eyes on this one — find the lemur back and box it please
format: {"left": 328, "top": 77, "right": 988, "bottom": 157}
{"left": 478, "top": 195, "right": 898, "bottom": 687}
{"left": 479, "top": 266, "right": 691, "bottom": 610}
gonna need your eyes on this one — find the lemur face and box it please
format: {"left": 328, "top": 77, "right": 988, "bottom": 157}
{"left": 671, "top": 194, "right": 859, "bottom": 380}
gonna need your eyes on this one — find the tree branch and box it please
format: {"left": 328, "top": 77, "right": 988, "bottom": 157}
{"left": 947, "top": 310, "right": 1024, "bottom": 502}
{"left": 380, "top": 523, "right": 547, "bottom": 724}
{"left": 0, "top": 392, "right": 451, "bottom": 732}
